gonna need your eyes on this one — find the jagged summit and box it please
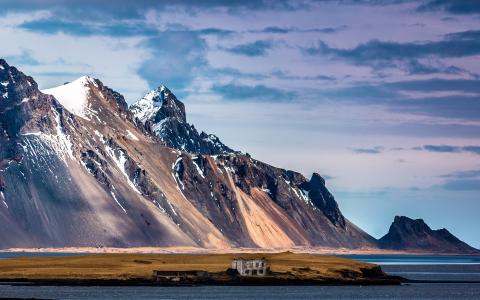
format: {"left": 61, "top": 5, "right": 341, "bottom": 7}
{"left": 379, "top": 216, "right": 478, "bottom": 254}
{"left": 130, "top": 85, "right": 234, "bottom": 155}
{"left": 131, "top": 85, "right": 186, "bottom": 124}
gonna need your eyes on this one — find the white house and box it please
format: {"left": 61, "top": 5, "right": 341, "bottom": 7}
{"left": 231, "top": 258, "right": 267, "bottom": 276}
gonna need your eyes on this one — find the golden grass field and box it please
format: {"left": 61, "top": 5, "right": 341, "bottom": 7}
{"left": 0, "top": 252, "right": 384, "bottom": 282}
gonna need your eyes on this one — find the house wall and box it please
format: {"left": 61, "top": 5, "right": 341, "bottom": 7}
{"left": 232, "top": 259, "right": 267, "bottom": 276}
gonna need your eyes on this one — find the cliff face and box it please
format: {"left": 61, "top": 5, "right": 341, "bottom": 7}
{"left": 379, "top": 216, "right": 478, "bottom": 254}
{"left": 0, "top": 59, "right": 375, "bottom": 249}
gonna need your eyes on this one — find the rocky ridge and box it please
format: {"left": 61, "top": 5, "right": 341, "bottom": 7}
{"left": 130, "top": 86, "right": 234, "bottom": 155}
{"left": 379, "top": 216, "right": 478, "bottom": 254}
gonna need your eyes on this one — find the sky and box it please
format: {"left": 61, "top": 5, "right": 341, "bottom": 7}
{"left": 1, "top": 0, "right": 479, "bottom": 247}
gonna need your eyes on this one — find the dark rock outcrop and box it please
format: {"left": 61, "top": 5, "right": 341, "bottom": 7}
{"left": 378, "top": 216, "right": 479, "bottom": 254}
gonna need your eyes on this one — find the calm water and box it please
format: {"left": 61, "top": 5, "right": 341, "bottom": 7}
{"left": 0, "top": 253, "right": 479, "bottom": 300}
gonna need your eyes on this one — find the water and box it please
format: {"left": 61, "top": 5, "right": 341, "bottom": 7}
{"left": 0, "top": 252, "right": 81, "bottom": 259}
{"left": 341, "top": 255, "right": 480, "bottom": 282}
{"left": 1, "top": 284, "right": 480, "bottom": 300}
{"left": 0, "top": 253, "right": 479, "bottom": 299}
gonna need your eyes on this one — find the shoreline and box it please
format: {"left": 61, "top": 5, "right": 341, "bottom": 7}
{"left": 0, "top": 278, "right": 403, "bottom": 287}
{"left": 0, "top": 247, "right": 477, "bottom": 256}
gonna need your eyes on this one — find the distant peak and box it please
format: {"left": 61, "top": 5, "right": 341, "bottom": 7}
{"left": 130, "top": 84, "right": 185, "bottom": 123}
{"left": 158, "top": 84, "right": 167, "bottom": 92}
{"left": 380, "top": 215, "right": 479, "bottom": 253}
{"left": 393, "top": 216, "right": 425, "bottom": 224}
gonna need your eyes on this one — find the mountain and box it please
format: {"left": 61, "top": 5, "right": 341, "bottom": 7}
{"left": 0, "top": 58, "right": 476, "bottom": 253}
{"left": 0, "top": 59, "right": 376, "bottom": 249}
{"left": 130, "top": 86, "right": 234, "bottom": 155}
{"left": 379, "top": 216, "right": 479, "bottom": 254}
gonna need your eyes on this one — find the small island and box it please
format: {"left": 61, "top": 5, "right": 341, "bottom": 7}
{"left": 0, "top": 252, "right": 402, "bottom": 286}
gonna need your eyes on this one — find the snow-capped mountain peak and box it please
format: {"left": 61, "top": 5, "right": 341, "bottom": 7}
{"left": 131, "top": 85, "right": 185, "bottom": 124}
{"left": 129, "top": 86, "right": 166, "bottom": 123}
{"left": 42, "top": 75, "right": 97, "bottom": 120}
{"left": 130, "top": 85, "right": 234, "bottom": 155}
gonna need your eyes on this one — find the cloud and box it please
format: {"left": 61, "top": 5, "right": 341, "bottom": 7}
{"left": 349, "top": 145, "right": 480, "bottom": 155}
{"left": 214, "top": 67, "right": 268, "bottom": 80}
{"left": 389, "top": 78, "right": 480, "bottom": 93}
{"left": 255, "top": 26, "right": 347, "bottom": 34}
{"left": 440, "top": 170, "right": 480, "bottom": 179}
{"left": 19, "top": 18, "right": 159, "bottom": 36}
{"left": 319, "top": 80, "right": 480, "bottom": 121}
{"left": 0, "top": 0, "right": 306, "bottom": 18}
{"left": 4, "top": 50, "right": 41, "bottom": 65}
{"left": 271, "top": 70, "right": 335, "bottom": 81}
{"left": 351, "top": 146, "right": 384, "bottom": 154}
{"left": 225, "top": 40, "right": 274, "bottom": 56}
{"left": 138, "top": 30, "right": 208, "bottom": 93}
{"left": 259, "top": 26, "right": 292, "bottom": 34}
{"left": 423, "top": 145, "right": 461, "bottom": 153}
{"left": 445, "top": 30, "right": 480, "bottom": 40}
{"left": 442, "top": 179, "right": 480, "bottom": 190}
{"left": 462, "top": 145, "right": 480, "bottom": 154}
{"left": 440, "top": 172, "right": 480, "bottom": 193}
{"left": 418, "top": 0, "right": 480, "bottom": 14}
{"left": 211, "top": 83, "right": 295, "bottom": 101}
{"left": 195, "top": 28, "right": 236, "bottom": 37}
{"left": 423, "top": 145, "right": 480, "bottom": 154}
{"left": 303, "top": 30, "right": 480, "bottom": 70}
{"left": 403, "top": 60, "right": 477, "bottom": 77}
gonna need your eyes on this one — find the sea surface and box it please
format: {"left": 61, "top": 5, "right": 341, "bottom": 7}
{"left": 0, "top": 253, "right": 479, "bottom": 300}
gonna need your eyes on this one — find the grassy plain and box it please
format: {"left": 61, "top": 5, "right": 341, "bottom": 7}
{"left": 0, "top": 252, "right": 394, "bottom": 284}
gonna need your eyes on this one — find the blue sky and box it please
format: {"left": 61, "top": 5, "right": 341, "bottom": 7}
{"left": 1, "top": 0, "right": 479, "bottom": 247}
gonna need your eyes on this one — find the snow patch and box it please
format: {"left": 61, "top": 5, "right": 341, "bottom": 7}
{"left": 171, "top": 156, "right": 185, "bottom": 190}
{"left": 126, "top": 130, "right": 139, "bottom": 141}
{"left": 152, "top": 199, "right": 166, "bottom": 213}
{"left": 104, "top": 145, "right": 141, "bottom": 194}
{"left": 93, "top": 130, "right": 103, "bottom": 140}
{"left": 21, "top": 132, "right": 42, "bottom": 136}
{"left": 166, "top": 199, "right": 178, "bottom": 216}
{"left": 192, "top": 159, "right": 205, "bottom": 179}
{"left": 22, "top": 109, "right": 74, "bottom": 165}
{"left": 0, "top": 191, "right": 7, "bottom": 208}
{"left": 292, "top": 187, "right": 316, "bottom": 209}
{"left": 261, "top": 188, "right": 272, "bottom": 195}
{"left": 110, "top": 187, "right": 127, "bottom": 214}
